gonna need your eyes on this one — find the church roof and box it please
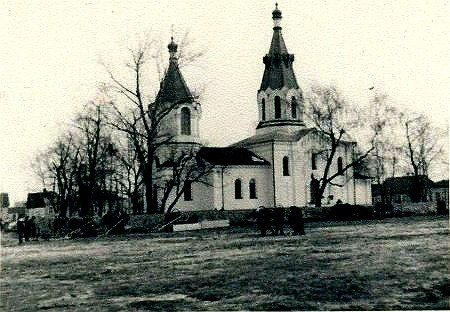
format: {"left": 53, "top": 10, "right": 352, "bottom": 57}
{"left": 259, "top": 5, "right": 299, "bottom": 91}
{"left": 156, "top": 62, "right": 193, "bottom": 104}
{"left": 231, "top": 128, "right": 314, "bottom": 147}
{"left": 197, "top": 147, "right": 270, "bottom": 166}
{"left": 155, "top": 39, "right": 194, "bottom": 104}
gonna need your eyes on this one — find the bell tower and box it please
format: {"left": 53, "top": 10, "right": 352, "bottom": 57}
{"left": 155, "top": 37, "right": 202, "bottom": 145}
{"left": 155, "top": 37, "right": 202, "bottom": 164}
{"left": 256, "top": 4, "right": 305, "bottom": 134}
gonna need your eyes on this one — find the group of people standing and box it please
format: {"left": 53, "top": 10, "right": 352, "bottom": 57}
{"left": 16, "top": 216, "right": 38, "bottom": 244}
{"left": 256, "top": 206, "right": 305, "bottom": 237}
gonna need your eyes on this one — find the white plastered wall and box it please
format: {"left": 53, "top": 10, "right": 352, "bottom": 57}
{"left": 299, "top": 132, "right": 357, "bottom": 206}
{"left": 158, "top": 172, "right": 215, "bottom": 212}
{"left": 221, "top": 165, "right": 272, "bottom": 210}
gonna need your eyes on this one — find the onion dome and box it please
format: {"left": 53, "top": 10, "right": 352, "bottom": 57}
{"left": 168, "top": 36, "right": 178, "bottom": 54}
{"left": 272, "top": 3, "right": 282, "bottom": 21}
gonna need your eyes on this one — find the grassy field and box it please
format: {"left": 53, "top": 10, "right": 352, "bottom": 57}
{"left": 1, "top": 215, "right": 449, "bottom": 311}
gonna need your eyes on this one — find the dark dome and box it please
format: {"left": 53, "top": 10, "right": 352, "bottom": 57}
{"left": 168, "top": 37, "right": 178, "bottom": 53}
{"left": 272, "top": 3, "right": 282, "bottom": 19}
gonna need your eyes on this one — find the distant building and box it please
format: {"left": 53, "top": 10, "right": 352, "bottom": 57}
{"left": 372, "top": 176, "right": 446, "bottom": 205}
{"left": 26, "top": 190, "right": 56, "bottom": 218}
{"left": 0, "top": 193, "right": 9, "bottom": 208}
{"left": 431, "top": 180, "right": 449, "bottom": 206}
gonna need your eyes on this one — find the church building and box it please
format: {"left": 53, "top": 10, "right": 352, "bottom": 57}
{"left": 154, "top": 5, "right": 372, "bottom": 212}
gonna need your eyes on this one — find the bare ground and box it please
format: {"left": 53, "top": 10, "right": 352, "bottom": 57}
{"left": 1, "top": 215, "right": 449, "bottom": 311}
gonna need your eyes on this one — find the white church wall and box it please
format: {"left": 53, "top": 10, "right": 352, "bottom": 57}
{"left": 257, "top": 92, "right": 268, "bottom": 122}
{"left": 355, "top": 179, "right": 372, "bottom": 206}
{"left": 285, "top": 88, "right": 304, "bottom": 121}
{"left": 163, "top": 173, "right": 215, "bottom": 212}
{"left": 292, "top": 142, "right": 308, "bottom": 206}
{"left": 272, "top": 142, "right": 295, "bottom": 207}
{"left": 212, "top": 170, "right": 223, "bottom": 210}
{"left": 157, "top": 103, "right": 202, "bottom": 147}
{"left": 242, "top": 135, "right": 365, "bottom": 208}
{"left": 246, "top": 141, "right": 298, "bottom": 208}
{"left": 300, "top": 132, "right": 358, "bottom": 206}
{"left": 222, "top": 166, "right": 272, "bottom": 210}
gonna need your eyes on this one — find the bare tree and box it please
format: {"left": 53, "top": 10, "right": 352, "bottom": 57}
{"left": 34, "top": 101, "right": 120, "bottom": 218}
{"left": 72, "top": 102, "right": 120, "bottom": 216}
{"left": 306, "top": 85, "right": 376, "bottom": 207}
{"left": 32, "top": 133, "right": 80, "bottom": 217}
{"left": 102, "top": 34, "right": 205, "bottom": 214}
{"left": 114, "top": 135, "right": 145, "bottom": 214}
{"left": 156, "top": 148, "right": 216, "bottom": 214}
{"left": 365, "top": 92, "right": 402, "bottom": 204}
{"left": 403, "top": 113, "right": 446, "bottom": 202}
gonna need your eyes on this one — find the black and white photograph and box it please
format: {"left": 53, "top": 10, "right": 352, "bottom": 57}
{"left": 0, "top": 1, "right": 449, "bottom": 310}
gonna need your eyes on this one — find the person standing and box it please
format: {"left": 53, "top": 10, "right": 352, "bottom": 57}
{"left": 17, "top": 216, "right": 25, "bottom": 244}
{"left": 289, "top": 206, "right": 305, "bottom": 235}
{"left": 272, "top": 208, "right": 285, "bottom": 236}
{"left": 29, "top": 216, "right": 37, "bottom": 240}
{"left": 24, "top": 216, "right": 31, "bottom": 242}
{"left": 256, "top": 206, "right": 268, "bottom": 237}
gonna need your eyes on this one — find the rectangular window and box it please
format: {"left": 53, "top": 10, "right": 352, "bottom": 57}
{"left": 283, "top": 157, "right": 290, "bottom": 176}
{"left": 235, "top": 179, "right": 242, "bottom": 199}
{"left": 312, "top": 153, "right": 317, "bottom": 170}
{"left": 184, "top": 181, "right": 192, "bottom": 201}
{"left": 274, "top": 96, "right": 281, "bottom": 119}
{"left": 249, "top": 180, "right": 257, "bottom": 199}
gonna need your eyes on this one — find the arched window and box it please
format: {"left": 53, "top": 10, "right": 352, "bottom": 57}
{"left": 337, "top": 157, "right": 343, "bottom": 175}
{"left": 310, "top": 176, "right": 319, "bottom": 205}
{"left": 184, "top": 180, "right": 192, "bottom": 201}
{"left": 234, "top": 179, "right": 242, "bottom": 199}
{"left": 274, "top": 96, "right": 281, "bottom": 119}
{"left": 180, "top": 107, "right": 191, "bottom": 135}
{"left": 312, "top": 153, "right": 317, "bottom": 170}
{"left": 249, "top": 179, "right": 257, "bottom": 199}
{"left": 291, "top": 96, "right": 297, "bottom": 119}
{"left": 283, "top": 156, "right": 290, "bottom": 176}
{"left": 261, "top": 99, "right": 266, "bottom": 121}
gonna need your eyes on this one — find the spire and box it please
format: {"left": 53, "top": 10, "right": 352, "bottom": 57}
{"left": 260, "top": 4, "right": 299, "bottom": 91}
{"left": 156, "top": 37, "right": 193, "bottom": 104}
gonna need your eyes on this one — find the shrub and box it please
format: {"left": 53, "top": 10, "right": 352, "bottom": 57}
{"left": 68, "top": 216, "right": 97, "bottom": 238}
{"left": 374, "top": 202, "right": 394, "bottom": 219}
{"left": 436, "top": 200, "right": 449, "bottom": 215}
{"left": 326, "top": 203, "right": 374, "bottom": 221}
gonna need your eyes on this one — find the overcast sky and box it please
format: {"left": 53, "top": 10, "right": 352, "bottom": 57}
{"left": 1, "top": 0, "right": 448, "bottom": 204}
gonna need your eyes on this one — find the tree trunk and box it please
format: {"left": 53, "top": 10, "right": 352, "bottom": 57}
{"left": 144, "top": 162, "right": 156, "bottom": 214}
{"left": 315, "top": 184, "right": 325, "bottom": 208}
{"left": 131, "top": 190, "right": 140, "bottom": 215}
